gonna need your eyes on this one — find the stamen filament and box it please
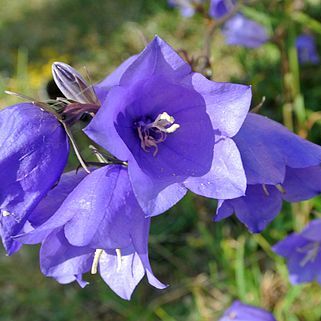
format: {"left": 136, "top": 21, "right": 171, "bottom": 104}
{"left": 116, "top": 248, "right": 122, "bottom": 272}
{"left": 91, "top": 249, "right": 103, "bottom": 274}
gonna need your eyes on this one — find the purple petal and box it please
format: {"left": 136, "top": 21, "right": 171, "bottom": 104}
{"left": 301, "top": 219, "right": 321, "bottom": 242}
{"left": 184, "top": 136, "right": 246, "bottom": 199}
{"left": 63, "top": 165, "right": 137, "bottom": 248}
{"left": 128, "top": 158, "right": 187, "bottom": 216}
{"left": 215, "top": 184, "right": 283, "bottom": 233}
{"left": 209, "top": 0, "right": 235, "bottom": 19}
{"left": 282, "top": 166, "right": 321, "bottom": 202}
{"left": 119, "top": 36, "right": 191, "bottom": 86}
{"left": 28, "top": 169, "right": 88, "bottom": 227}
{"left": 0, "top": 103, "right": 69, "bottom": 254}
{"left": 222, "top": 14, "right": 269, "bottom": 48}
{"left": 234, "top": 113, "right": 321, "bottom": 185}
{"left": 219, "top": 300, "right": 276, "bottom": 321}
{"left": 296, "top": 34, "right": 320, "bottom": 65}
{"left": 40, "top": 229, "right": 93, "bottom": 284}
{"left": 99, "top": 249, "right": 145, "bottom": 300}
{"left": 184, "top": 73, "right": 252, "bottom": 137}
{"left": 93, "top": 55, "right": 138, "bottom": 104}
{"left": 272, "top": 233, "right": 305, "bottom": 258}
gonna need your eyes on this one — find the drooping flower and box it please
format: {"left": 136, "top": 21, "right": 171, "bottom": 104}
{"left": 84, "top": 36, "right": 252, "bottom": 215}
{"left": 215, "top": 113, "right": 321, "bottom": 232}
{"left": 17, "top": 165, "right": 165, "bottom": 300}
{"left": 222, "top": 14, "right": 269, "bottom": 48}
{"left": 218, "top": 300, "right": 276, "bottom": 321}
{"left": 273, "top": 219, "right": 321, "bottom": 285}
{"left": 0, "top": 103, "right": 69, "bottom": 254}
{"left": 209, "top": 0, "right": 236, "bottom": 19}
{"left": 296, "top": 34, "right": 320, "bottom": 65}
{"left": 167, "top": 0, "right": 204, "bottom": 17}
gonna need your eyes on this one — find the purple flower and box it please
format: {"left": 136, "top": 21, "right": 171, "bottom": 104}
{"left": 168, "top": 0, "right": 204, "bottom": 17}
{"left": 216, "top": 113, "right": 321, "bottom": 232}
{"left": 84, "top": 36, "right": 252, "bottom": 215}
{"left": 219, "top": 301, "right": 276, "bottom": 321}
{"left": 222, "top": 14, "right": 269, "bottom": 48}
{"left": 17, "top": 165, "right": 165, "bottom": 300}
{"left": 209, "top": 0, "right": 236, "bottom": 19}
{"left": 273, "top": 219, "right": 321, "bottom": 284}
{"left": 0, "top": 103, "right": 69, "bottom": 254}
{"left": 296, "top": 34, "right": 320, "bottom": 65}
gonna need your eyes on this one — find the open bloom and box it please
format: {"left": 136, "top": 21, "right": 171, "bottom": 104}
{"left": 222, "top": 14, "right": 269, "bottom": 48}
{"left": 219, "top": 301, "right": 276, "bottom": 321}
{"left": 216, "top": 113, "right": 321, "bottom": 232}
{"left": 296, "top": 34, "right": 320, "bottom": 65}
{"left": 17, "top": 165, "right": 165, "bottom": 300}
{"left": 209, "top": 0, "right": 236, "bottom": 19}
{"left": 85, "top": 36, "right": 251, "bottom": 215}
{"left": 0, "top": 103, "right": 69, "bottom": 254}
{"left": 273, "top": 219, "right": 321, "bottom": 284}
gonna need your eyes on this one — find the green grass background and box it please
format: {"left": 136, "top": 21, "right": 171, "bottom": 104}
{"left": 0, "top": 0, "right": 321, "bottom": 320}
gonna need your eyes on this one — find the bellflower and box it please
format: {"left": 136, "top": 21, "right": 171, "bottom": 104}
{"left": 216, "top": 113, "right": 321, "bottom": 232}
{"left": 296, "top": 34, "right": 320, "bottom": 65}
{"left": 222, "top": 14, "right": 269, "bottom": 48}
{"left": 209, "top": 0, "right": 235, "bottom": 19}
{"left": 17, "top": 165, "right": 165, "bottom": 300}
{"left": 167, "top": 0, "right": 204, "bottom": 17}
{"left": 84, "top": 36, "right": 252, "bottom": 215}
{"left": 0, "top": 103, "right": 69, "bottom": 254}
{"left": 219, "top": 301, "right": 276, "bottom": 321}
{"left": 273, "top": 219, "right": 321, "bottom": 285}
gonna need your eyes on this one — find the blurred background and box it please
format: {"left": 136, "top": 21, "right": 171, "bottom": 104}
{"left": 0, "top": 0, "right": 321, "bottom": 320}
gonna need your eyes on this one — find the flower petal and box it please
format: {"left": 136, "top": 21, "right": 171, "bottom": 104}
{"left": 184, "top": 136, "right": 246, "bottom": 199}
{"left": 215, "top": 184, "right": 283, "bottom": 233}
{"left": 0, "top": 103, "right": 69, "bottom": 253}
{"left": 234, "top": 113, "right": 321, "bottom": 185}
{"left": 184, "top": 73, "right": 252, "bottom": 137}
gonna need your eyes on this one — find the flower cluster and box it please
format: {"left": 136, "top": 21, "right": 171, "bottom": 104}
{"left": 1, "top": 35, "right": 321, "bottom": 300}
{"left": 169, "top": 0, "right": 269, "bottom": 48}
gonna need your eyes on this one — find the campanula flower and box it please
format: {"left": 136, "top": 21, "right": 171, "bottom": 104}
{"left": 209, "top": 0, "right": 235, "bottom": 19}
{"left": 0, "top": 103, "right": 69, "bottom": 254}
{"left": 84, "top": 36, "right": 252, "bottom": 215}
{"left": 216, "top": 113, "right": 321, "bottom": 232}
{"left": 222, "top": 14, "right": 269, "bottom": 48}
{"left": 17, "top": 165, "right": 165, "bottom": 300}
{"left": 219, "top": 300, "right": 276, "bottom": 321}
{"left": 168, "top": 0, "right": 204, "bottom": 17}
{"left": 296, "top": 34, "right": 320, "bottom": 65}
{"left": 273, "top": 219, "right": 321, "bottom": 284}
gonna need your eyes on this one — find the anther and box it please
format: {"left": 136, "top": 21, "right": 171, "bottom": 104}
{"left": 91, "top": 249, "right": 103, "bottom": 274}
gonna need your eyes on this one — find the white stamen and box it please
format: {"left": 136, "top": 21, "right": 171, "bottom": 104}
{"left": 276, "top": 184, "right": 286, "bottom": 194}
{"left": 116, "top": 248, "right": 122, "bottom": 272}
{"left": 152, "top": 112, "right": 180, "bottom": 134}
{"left": 137, "top": 112, "right": 180, "bottom": 156}
{"left": 2, "top": 210, "right": 10, "bottom": 217}
{"left": 297, "top": 242, "right": 320, "bottom": 267}
{"left": 262, "top": 184, "right": 270, "bottom": 196}
{"left": 91, "top": 249, "right": 103, "bottom": 274}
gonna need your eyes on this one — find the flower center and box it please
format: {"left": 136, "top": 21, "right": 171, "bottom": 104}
{"left": 297, "top": 241, "right": 320, "bottom": 267}
{"left": 136, "top": 112, "right": 180, "bottom": 156}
